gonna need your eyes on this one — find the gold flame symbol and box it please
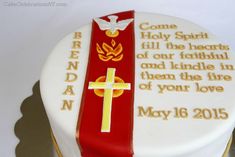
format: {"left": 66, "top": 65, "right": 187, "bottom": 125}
{"left": 96, "top": 39, "right": 123, "bottom": 62}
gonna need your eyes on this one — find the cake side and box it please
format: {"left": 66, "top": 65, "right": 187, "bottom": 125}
{"left": 40, "top": 25, "right": 91, "bottom": 157}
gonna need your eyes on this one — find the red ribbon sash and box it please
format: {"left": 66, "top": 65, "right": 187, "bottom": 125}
{"left": 76, "top": 11, "right": 135, "bottom": 157}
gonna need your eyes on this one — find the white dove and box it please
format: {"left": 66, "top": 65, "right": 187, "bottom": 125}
{"left": 94, "top": 15, "right": 134, "bottom": 36}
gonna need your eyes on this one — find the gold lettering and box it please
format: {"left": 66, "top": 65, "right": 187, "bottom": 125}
{"left": 63, "top": 85, "right": 75, "bottom": 95}
{"left": 61, "top": 100, "right": 74, "bottom": 110}
{"left": 65, "top": 72, "right": 78, "bottom": 82}
{"left": 141, "top": 62, "right": 166, "bottom": 70}
{"left": 175, "top": 31, "right": 208, "bottom": 41}
{"left": 70, "top": 50, "right": 79, "bottom": 59}
{"left": 74, "top": 32, "right": 82, "bottom": 39}
{"left": 141, "top": 63, "right": 157, "bottom": 69}
{"left": 153, "top": 53, "right": 174, "bottom": 59}
{"left": 72, "top": 41, "right": 81, "bottom": 49}
{"left": 138, "top": 106, "right": 153, "bottom": 117}
{"left": 195, "top": 83, "right": 224, "bottom": 93}
{"left": 188, "top": 43, "right": 229, "bottom": 51}
{"left": 139, "top": 22, "right": 177, "bottom": 30}
{"left": 141, "top": 71, "right": 175, "bottom": 80}
{"left": 157, "top": 84, "right": 190, "bottom": 94}
{"left": 67, "top": 61, "right": 79, "bottom": 70}
{"left": 138, "top": 106, "right": 171, "bottom": 120}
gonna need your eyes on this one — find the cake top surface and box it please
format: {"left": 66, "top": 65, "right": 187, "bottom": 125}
{"left": 40, "top": 11, "right": 235, "bottom": 156}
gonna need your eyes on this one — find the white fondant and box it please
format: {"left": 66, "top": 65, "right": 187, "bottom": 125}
{"left": 40, "top": 12, "right": 235, "bottom": 157}
{"left": 133, "top": 12, "right": 235, "bottom": 157}
{"left": 41, "top": 25, "right": 91, "bottom": 157}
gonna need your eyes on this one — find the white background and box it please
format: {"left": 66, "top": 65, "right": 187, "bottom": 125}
{"left": 0, "top": 0, "right": 235, "bottom": 156}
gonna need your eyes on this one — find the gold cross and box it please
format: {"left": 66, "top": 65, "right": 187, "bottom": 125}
{"left": 88, "top": 68, "right": 131, "bottom": 132}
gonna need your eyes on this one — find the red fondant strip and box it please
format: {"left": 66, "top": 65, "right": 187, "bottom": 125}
{"left": 76, "top": 11, "right": 135, "bottom": 157}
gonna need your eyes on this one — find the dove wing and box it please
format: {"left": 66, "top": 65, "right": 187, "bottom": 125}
{"left": 116, "top": 18, "right": 134, "bottom": 30}
{"left": 93, "top": 18, "right": 111, "bottom": 30}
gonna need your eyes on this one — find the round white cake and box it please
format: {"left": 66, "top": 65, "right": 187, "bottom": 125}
{"left": 40, "top": 11, "right": 235, "bottom": 157}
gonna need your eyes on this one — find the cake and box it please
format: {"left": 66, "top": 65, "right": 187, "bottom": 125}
{"left": 40, "top": 11, "right": 235, "bottom": 157}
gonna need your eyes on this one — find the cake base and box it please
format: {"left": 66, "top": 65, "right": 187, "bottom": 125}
{"left": 51, "top": 131, "right": 63, "bottom": 157}
{"left": 223, "top": 136, "right": 233, "bottom": 157}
